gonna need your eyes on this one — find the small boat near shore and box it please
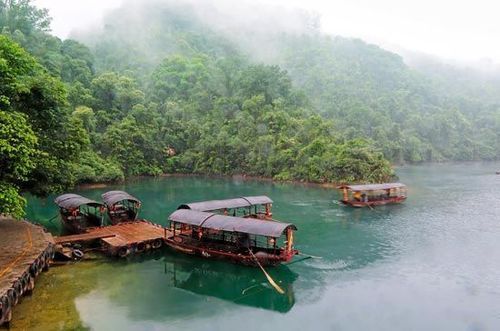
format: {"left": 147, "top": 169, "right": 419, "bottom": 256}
{"left": 338, "top": 183, "right": 407, "bottom": 208}
{"left": 102, "top": 190, "right": 142, "bottom": 224}
{"left": 165, "top": 209, "right": 298, "bottom": 267}
{"left": 54, "top": 191, "right": 164, "bottom": 258}
{"left": 54, "top": 194, "right": 105, "bottom": 234}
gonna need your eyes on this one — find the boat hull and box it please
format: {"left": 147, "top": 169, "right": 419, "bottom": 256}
{"left": 341, "top": 196, "right": 407, "bottom": 208}
{"left": 61, "top": 219, "right": 88, "bottom": 235}
{"left": 164, "top": 237, "right": 296, "bottom": 267}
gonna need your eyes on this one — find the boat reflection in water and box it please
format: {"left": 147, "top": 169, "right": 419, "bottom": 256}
{"left": 163, "top": 253, "right": 298, "bottom": 313}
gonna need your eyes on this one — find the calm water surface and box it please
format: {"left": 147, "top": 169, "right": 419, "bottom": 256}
{"left": 11, "top": 163, "right": 500, "bottom": 330}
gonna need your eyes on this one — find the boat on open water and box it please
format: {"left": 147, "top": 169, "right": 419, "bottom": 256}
{"left": 338, "top": 183, "right": 407, "bottom": 208}
{"left": 165, "top": 209, "right": 298, "bottom": 267}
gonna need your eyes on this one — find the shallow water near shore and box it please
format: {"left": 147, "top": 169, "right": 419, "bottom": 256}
{"left": 13, "top": 163, "right": 500, "bottom": 330}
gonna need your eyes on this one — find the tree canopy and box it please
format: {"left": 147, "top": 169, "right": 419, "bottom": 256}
{"left": 2, "top": 0, "right": 500, "bottom": 217}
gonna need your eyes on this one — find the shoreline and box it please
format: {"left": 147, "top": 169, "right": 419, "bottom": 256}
{"left": 76, "top": 173, "right": 346, "bottom": 190}
{"left": 75, "top": 160, "right": 500, "bottom": 191}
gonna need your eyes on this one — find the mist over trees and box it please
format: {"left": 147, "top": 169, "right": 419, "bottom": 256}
{"left": 75, "top": 0, "right": 500, "bottom": 163}
{"left": 1, "top": 0, "right": 500, "bottom": 216}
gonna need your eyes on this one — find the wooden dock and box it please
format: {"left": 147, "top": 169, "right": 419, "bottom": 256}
{"left": 0, "top": 216, "right": 54, "bottom": 327}
{"left": 54, "top": 221, "right": 166, "bottom": 257}
{"left": 1, "top": 217, "right": 165, "bottom": 326}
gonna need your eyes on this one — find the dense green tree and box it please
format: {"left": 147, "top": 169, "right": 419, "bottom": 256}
{"left": 0, "top": 32, "right": 98, "bottom": 217}
{"left": 101, "top": 115, "right": 162, "bottom": 176}
{"left": 238, "top": 64, "right": 292, "bottom": 105}
{"left": 151, "top": 55, "right": 212, "bottom": 104}
{"left": 91, "top": 72, "right": 144, "bottom": 119}
{"left": 0, "top": 110, "right": 37, "bottom": 217}
{"left": 0, "top": 34, "right": 80, "bottom": 195}
{"left": 0, "top": 0, "right": 51, "bottom": 35}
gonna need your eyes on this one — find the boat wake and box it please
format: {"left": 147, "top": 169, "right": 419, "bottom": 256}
{"left": 305, "top": 259, "right": 351, "bottom": 271}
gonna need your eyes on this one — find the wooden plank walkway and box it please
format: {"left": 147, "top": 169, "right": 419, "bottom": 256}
{"left": 54, "top": 221, "right": 166, "bottom": 256}
{"left": 1, "top": 218, "right": 165, "bottom": 325}
{"left": 0, "top": 216, "right": 54, "bottom": 326}
{"left": 54, "top": 232, "right": 115, "bottom": 244}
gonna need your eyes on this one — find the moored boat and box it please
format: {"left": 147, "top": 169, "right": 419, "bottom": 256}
{"left": 102, "top": 190, "right": 142, "bottom": 224}
{"left": 165, "top": 209, "right": 298, "bottom": 267}
{"left": 338, "top": 183, "right": 407, "bottom": 208}
{"left": 178, "top": 195, "right": 274, "bottom": 219}
{"left": 54, "top": 194, "right": 105, "bottom": 234}
{"left": 54, "top": 192, "right": 165, "bottom": 258}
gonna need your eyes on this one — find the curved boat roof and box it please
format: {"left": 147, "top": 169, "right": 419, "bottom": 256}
{"left": 102, "top": 191, "right": 141, "bottom": 207}
{"left": 338, "top": 183, "right": 406, "bottom": 191}
{"left": 177, "top": 196, "right": 273, "bottom": 211}
{"left": 169, "top": 209, "right": 296, "bottom": 237}
{"left": 54, "top": 193, "right": 104, "bottom": 209}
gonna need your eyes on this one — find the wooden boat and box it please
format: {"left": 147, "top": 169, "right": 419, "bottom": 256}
{"left": 165, "top": 209, "right": 298, "bottom": 267}
{"left": 54, "top": 194, "right": 105, "bottom": 234}
{"left": 178, "top": 195, "right": 274, "bottom": 219}
{"left": 338, "top": 183, "right": 407, "bottom": 208}
{"left": 102, "top": 190, "right": 141, "bottom": 224}
{"left": 55, "top": 192, "right": 164, "bottom": 257}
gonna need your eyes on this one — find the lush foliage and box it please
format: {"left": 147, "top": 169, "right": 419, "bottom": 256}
{"left": 275, "top": 35, "right": 500, "bottom": 162}
{"left": 0, "top": 1, "right": 122, "bottom": 216}
{"left": 4, "top": 0, "right": 500, "bottom": 215}
{"left": 0, "top": 110, "right": 37, "bottom": 217}
{"left": 80, "top": 1, "right": 500, "bottom": 163}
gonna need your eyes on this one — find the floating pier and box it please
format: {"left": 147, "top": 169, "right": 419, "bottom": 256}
{"left": 54, "top": 221, "right": 166, "bottom": 257}
{"left": 0, "top": 216, "right": 54, "bottom": 327}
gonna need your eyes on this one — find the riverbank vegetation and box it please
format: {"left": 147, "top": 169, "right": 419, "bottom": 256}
{"left": 1, "top": 0, "right": 499, "bottom": 216}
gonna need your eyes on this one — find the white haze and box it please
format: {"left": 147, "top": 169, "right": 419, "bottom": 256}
{"left": 34, "top": 0, "right": 500, "bottom": 69}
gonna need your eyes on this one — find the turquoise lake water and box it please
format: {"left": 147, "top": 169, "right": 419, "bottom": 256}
{"left": 10, "top": 163, "right": 500, "bottom": 330}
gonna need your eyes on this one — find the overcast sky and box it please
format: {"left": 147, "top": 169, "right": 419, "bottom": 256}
{"left": 34, "top": 0, "right": 500, "bottom": 65}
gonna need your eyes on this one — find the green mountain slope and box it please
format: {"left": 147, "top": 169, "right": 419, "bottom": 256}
{"left": 75, "top": 0, "right": 500, "bottom": 162}
{"left": 2, "top": 0, "right": 499, "bottom": 215}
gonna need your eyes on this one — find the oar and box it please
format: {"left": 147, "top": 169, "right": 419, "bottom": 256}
{"left": 284, "top": 256, "right": 312, "bottom": 266}
{"left": 248, "top": 249, "right": 285, "bottom": 295}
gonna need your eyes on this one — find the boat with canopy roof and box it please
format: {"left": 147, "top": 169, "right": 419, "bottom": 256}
{"left": 338, "top": 183, "right": 407, "bottom": 207}
{"left": 178, "top": 196, "right": 274, "bottom": 219}
{"left": 54, "top": 194, "right": 105, "bottom": 234}
{"left": 165, "top": 209, "right": 298, "bottom": 267}
{"left": 54, "top": 192, "right": 164, "bottom": 258}
{"left": 102, "top": 191, "right": 142, "bottom": 224}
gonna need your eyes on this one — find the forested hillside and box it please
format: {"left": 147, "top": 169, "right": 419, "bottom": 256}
{"left": 76, "top": 0, "right": 500, "bottom": 163}
{"left": 1, "top": 0, "right": 499, "bottom": 217}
